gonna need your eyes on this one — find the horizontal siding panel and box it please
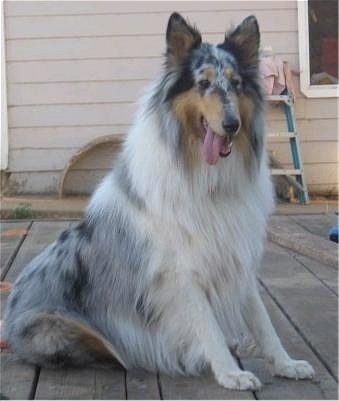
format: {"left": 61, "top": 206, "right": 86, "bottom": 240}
{"left": 10, "top": 118, "right": 336, "bottom": 151}
{"left": 7, "top": 56, "right": 300, "bottom": 84}
{"left": 267, "top": 100, "right": 305, "bottom": 120}
{"left": 5, "top": 1, "right": 297, "bottom": 17}
{"left": 6, "top": 32, "right": 298, "bottom": 61}
{"left": 11, "top": 142, "right": 337, "bottom": 172}
{"left": 7, "top": 58, "right": 163, "bottom": 83}
{"left": 298, "top": 119, "right": 338, "bottom": 142}
{"left": 8, "top": 81, "right": 148, "bottom": 105}
{"left": 9, "top": 148, "right": 77, "bottom": 171}
{"left": 8, "top": 98, "right": 308, "bottom": 129}
{"left": 269, "top": 141, "right": 338, "bottom": 164}
{"left": 308, "top": 184, "right": 338, "bottom": 195}
{"left": 9, "top": 144, "right": 120, "bottom": 172}
{"left": 270, "top": 162, "right": 338, "bottom": 187}
{"left": 7, "top": 172, "right": 60, "bottom": 195}
{"left": 6, "top": 10, "right": 297, "bottom": 39}
{"left": 8, "top": 103, "right": 137, "bottom": 127}
{"left": 9, "top": 127, "right": 129, "bottom": 149}
{"left": 268, "top": 119, "right": 338, "bottom": 142}
{"left": 305, "top": 99, "right": 339, "bottom": 119}
{"left": 304, "top": 164, "right": 338, "bottom": 186}
{"left": 7, "top": 168, "right": 336, "bottom": 197}
{"left": 6, "top": 36, "right": 164, "bottom": 61}
{"left": 8, "top": 165, "right": 337, "bottom": 197}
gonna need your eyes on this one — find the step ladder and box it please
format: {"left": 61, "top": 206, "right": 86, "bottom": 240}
{"left": 267, "top": 94, "right": 310, "bottom": 204}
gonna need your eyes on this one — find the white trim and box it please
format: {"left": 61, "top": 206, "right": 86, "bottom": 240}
{"left": 297, "top": 0, "right": 339, "bottom": 98}
{"left": 1, "top": 0, "right": 8, "bottom": 169}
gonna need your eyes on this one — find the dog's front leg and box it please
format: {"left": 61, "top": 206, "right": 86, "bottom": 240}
{"left": 242, "top": 283, "right": 315, "bottom": 380}
{"left": 183, "top": 285, "right": 261, "bottom": 390}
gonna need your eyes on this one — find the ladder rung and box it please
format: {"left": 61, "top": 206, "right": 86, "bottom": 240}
{"left": 271, "top": 168, "right": 302, "bottom": 175}
{"left": 266, "top": 95, "right": 290, "bottom": 102}
{"left": 268, "top": 131, "right": 296, "bottom": 138}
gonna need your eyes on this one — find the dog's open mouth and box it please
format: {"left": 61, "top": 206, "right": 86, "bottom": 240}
{"left": 201, "top": 119, "right": 233, "bottom": 165}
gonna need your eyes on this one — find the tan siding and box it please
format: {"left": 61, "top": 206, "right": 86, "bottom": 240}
{"left": 270, "top": 141, "right": 337, "bottom": 165}
{"left": 6, "top": 10, "right": 297, "bottom": 39}
{"left": 298, "top": 119, "right": 338, "bottom": 142}
{"left": 304, "top": 99, "right": 339, "bottom": 120}
{"left": 7, "top": 59, "right": 161, "bottom": 83}
{"left": 5, "top": 1, "right": 297, "bottom": 17}
{"left": 305, "top": 164, "right": 338, "bottom": 189}
{"left": 6, "top": 33, "right": 298, "bottom": 62}
{"left": 9, "top": 126, "right": 130, "bottom": 149}
{"left": 8, "top": 103, "right": 136, "bottom": 127}
{"left": 9, "top": 149, "right": 77, "bottom": 172}
{"left": 6, "top": 172, "right": 60, "bottom": 195}
{"left": 268, "top": 119, "right": 338, "bottom": 142}
{"left": 8, "top": 81, "right": 148, "bottom": 105}
{"left": 7, "top": 54, "right": 299, "bottom": 84}
{"left": 4, "top": 1, "right": 337, "bottom": 196}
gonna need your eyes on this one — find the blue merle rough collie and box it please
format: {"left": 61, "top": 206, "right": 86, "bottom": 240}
{"left": 3, "top": 13, "right": 314, "bottom": 390}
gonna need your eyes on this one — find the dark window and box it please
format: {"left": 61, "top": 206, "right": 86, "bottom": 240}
{"left": 308, "top": 0, "right": 338, "bottom": 85}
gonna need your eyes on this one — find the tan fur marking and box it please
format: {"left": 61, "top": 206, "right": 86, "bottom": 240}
{"left": 224, "top": 67, "right": 234, "bottom": 80}
{"left": 172, "top": 85, "right": 257, "bottom": 170}
{"left": 80, "top": 332, "right": 110, "bottom": 357}
{"left": 172, "top": 88, "right": 226, "bottom": 167}
{"left": 201, "top": 67, "right": 217, "bottom": 82}
{"left": 234, "top": 94, "right": 256, "bottom": 169}
{"left": 199, "top": 93, "right": 225, "bottom": 135}
{"left": 172, "top": 89, "right": 204, "bottom": 166}
{"left": 238, "top": 94, "right": 255, "bottom": 132}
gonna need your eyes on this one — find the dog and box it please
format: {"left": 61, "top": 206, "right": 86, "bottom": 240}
{"left": 2, "top": 13, "right": 314, "bottom": 390}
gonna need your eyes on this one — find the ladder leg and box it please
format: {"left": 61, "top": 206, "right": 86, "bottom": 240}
{"left": 283, "top": 102, "right": 310, "bottom": 204}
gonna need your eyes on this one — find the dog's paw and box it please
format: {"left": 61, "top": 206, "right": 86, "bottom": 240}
{"left": 215, "top": 370, "right": 262, "bottom": 391}
{"left": 271, "top": 359, "right": 315, "bottom": 380}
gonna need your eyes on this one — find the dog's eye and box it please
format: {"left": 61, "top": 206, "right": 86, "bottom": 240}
{"left": 199, "top": 80, "right": 211, "bottom": 90}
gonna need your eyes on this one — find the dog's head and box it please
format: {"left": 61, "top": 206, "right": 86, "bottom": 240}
{"left": 163, "top": 13, "right": 262, "bottom": 165}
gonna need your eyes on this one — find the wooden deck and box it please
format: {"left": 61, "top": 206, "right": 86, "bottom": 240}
{"left": 1, "top": 218, "right": 338, "bottom": 400}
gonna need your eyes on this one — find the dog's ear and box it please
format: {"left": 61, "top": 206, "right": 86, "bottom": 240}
{"left": 166, "top": 12, "right": 201, "bottom": 67}
{"left": 219, "top": 15, "right": 260, "bottom": 67}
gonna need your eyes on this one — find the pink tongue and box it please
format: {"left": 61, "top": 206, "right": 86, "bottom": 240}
{"left": 202, "top": 126, "right": 229, "bottom": 165}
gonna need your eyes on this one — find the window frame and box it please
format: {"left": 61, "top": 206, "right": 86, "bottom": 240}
{"left": 297, "top": 0, "right": 339, "bottom": 98}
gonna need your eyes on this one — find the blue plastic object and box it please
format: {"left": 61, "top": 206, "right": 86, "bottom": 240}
{"left": 328, "top": 227, "right": 338, "bottom": 243}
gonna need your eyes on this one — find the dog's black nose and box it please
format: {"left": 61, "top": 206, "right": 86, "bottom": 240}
{"left": 222, "top": 120, "right": 240, "bottom": 135}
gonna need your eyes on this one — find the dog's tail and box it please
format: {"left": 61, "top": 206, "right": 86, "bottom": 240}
{"left": 1, "top": 311, "right": 127, "bottom": 368}
{"left": 69, "top": 316, "right": 128, "bottom": 368}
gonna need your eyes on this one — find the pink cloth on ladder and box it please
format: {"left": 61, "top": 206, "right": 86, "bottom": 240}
{"left": 259, "top": 55, "right": 286, "bottom": 95}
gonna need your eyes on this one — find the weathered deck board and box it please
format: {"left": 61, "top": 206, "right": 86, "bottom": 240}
{"left": 289, "top": 214, "right": 338, "bottom": 239}
{"left": 0, "top": 220, "right": 31, "bottom": 278}
{"left": 3, "top": 220, "right": 71, "bottom": 283}
{"left": 293, "top": 253, "right": 338, "bottom": 295}
{"left": 0, "top": 219, "right": 338, "bottom": 400}
{"left": 260, "top": 241, "right": 338, "bottom": 379}
{"left": 240, "top": 289, "right": 338, "bottom": 400}
{"left": 0, "top": 353, "right": 37, "bottom": 400}
{"left": 126, "top": 370, "right": 160, "bottom": 399}
{"left": 1, "top": 221, "right": 70, "bottom": 400}
{"left": 35, "top": 366, "right": 126, "bottom": 399}
{"left": 159, "top": 373, "right": 254, "bottom": 400}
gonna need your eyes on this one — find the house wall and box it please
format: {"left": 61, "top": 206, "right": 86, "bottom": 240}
{"left": 3, "top": 1, "right": 338, "bottom": 196}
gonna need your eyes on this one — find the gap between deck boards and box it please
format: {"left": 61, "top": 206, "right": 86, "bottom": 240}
{"left": 0, "top": 220, "right": 337, "bottom": 399}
